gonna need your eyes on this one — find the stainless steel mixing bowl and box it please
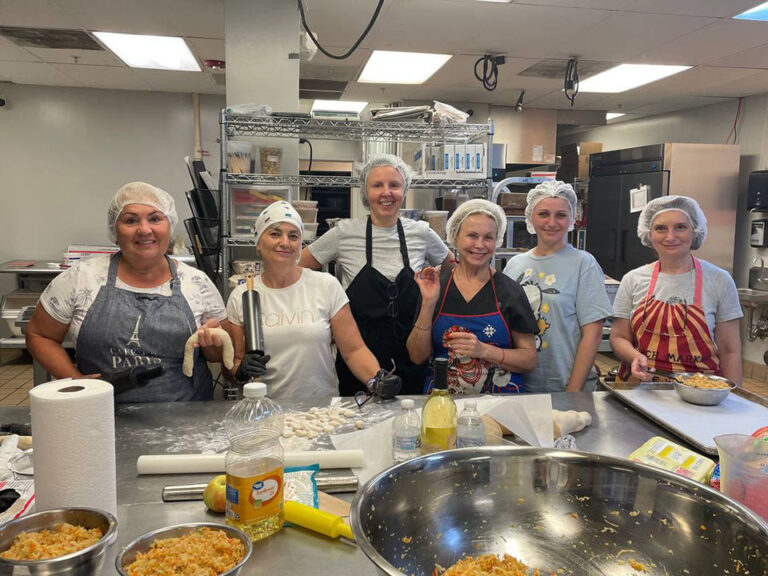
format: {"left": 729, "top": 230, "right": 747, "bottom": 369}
{"left": 352, "top": 447, "right": 768, "bottom": 576}
{"left": 0, "top": 507, "right": 117, "bottom": 576}
{"left": 673, "top": 373, "right": 736, "bottom": 406}
{"left": 115, "top": 522, "right": 252, "bottom": 576}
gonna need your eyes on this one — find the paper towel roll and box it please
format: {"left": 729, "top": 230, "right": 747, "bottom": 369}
{"left": 137, "top": 449, "right": 364, "bottom": 475}
{"left": 30, "top": 379, "right": 116, "bottom": 516}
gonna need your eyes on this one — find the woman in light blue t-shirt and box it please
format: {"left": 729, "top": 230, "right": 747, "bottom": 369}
{"left": 503, "top": 181, "right": 612, "bottom": 392}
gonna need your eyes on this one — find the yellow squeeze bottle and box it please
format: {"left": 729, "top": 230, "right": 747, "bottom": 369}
{"left": 284, "top": 500, "right": 355, "bottom": 540}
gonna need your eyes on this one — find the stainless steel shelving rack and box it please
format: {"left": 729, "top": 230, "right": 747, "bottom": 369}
{"left": 219, "top": 110, "right": 494, "bottom": 298}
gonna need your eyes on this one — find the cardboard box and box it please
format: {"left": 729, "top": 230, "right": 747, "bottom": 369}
{"left": 499, "top": 193, "right": 528, "bottom": 210}
{"left": 578, "top": 155, "right": 590, "bottom": 178}
{"left": 578, "top": 142, "right": 603, "bottom": 155}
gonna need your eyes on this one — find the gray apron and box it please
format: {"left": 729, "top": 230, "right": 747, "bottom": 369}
{"left": 75, "top": 253, "right": 213, "bottom": 402}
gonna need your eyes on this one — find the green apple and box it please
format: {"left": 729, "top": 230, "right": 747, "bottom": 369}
{"left": 203, "top": 474, "right": 227, "bottom": 513}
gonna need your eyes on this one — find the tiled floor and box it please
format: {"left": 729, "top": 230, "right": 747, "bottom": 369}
{"left": 1, "top": 354, "right": 765, "bottom": 407}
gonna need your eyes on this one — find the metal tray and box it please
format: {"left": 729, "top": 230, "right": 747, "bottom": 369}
{"left": 601, "top": 379, "right": 768, "bottom": 455}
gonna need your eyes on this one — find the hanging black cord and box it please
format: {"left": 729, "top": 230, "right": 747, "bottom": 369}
{"left": 474, "top": 55, "right": 503, "bottom": 91}
{"left": 299, "top": 138, "right": 313, "bottom": 172}
{"left": 298, "top": 0, "right": 385, "bottom": 60}
{"left": 564, "top": 58, "right": 579, "bottom": 107}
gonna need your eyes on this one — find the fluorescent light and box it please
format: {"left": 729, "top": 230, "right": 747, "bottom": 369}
{"left": 311, "top": 100, "right": 368, "bottom": 114}
{"left": 93, "top": 32, "right": 200, "bottom": 71}
{"left": 359, "top": 50, "right": 452, "bottom": 84}
{"left": 579, "top": 64, "right": 691, "bottom": 93}
{"left": 733, "top": 1, "right": 768, "bottom": 20}
{"left": 606, "top": 112, "right": 625, "bottom": 120}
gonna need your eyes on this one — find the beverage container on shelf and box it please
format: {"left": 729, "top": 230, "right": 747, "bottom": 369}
{"left": 456, "top": 400, "right": 486, "bottom": 448}
{"left": 392, "top": 399, "right": 421, "bottom": 463}
{"left": 421, "top": 358, "right": 457, "bottom": 454}
{"left": 225, "top": 382, "right": 285, "bottom": 542}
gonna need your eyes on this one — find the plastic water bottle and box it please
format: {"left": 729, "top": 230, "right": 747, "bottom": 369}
{"left": 456, "top": 400, "right": 485, "bottom": 448}
{"left": 225, "top": 382, "right": 284, "bottom": 542}
{"left": 392, "top": 399, "right": 422, "bottom": 463}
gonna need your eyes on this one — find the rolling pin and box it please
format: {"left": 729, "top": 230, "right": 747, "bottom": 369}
{"left": 137, "top": 449, "right": 364, "bottom": 474}
{"left": 284, "top": 500, "right": 355, "bottom": 541}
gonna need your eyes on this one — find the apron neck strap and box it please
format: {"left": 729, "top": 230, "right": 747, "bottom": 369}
{"left": 365, "top": 216, "right": 410, "bottom": 269}
{"left": 647, "top": 256, "right": 702, "bottom": 307}
{"left": 108, "top": 252, "right": 178, "bottom": 290}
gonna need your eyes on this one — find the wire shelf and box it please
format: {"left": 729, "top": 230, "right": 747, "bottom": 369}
{"left": 224, "top": 114, "right": 489, "bottom": 143}
{"left": 227, "top": 173, "right": 490, "bottom": 189}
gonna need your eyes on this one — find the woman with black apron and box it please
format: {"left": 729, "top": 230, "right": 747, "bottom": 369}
{"left": 300, "top": 154, "right": 456, "bottom": 395}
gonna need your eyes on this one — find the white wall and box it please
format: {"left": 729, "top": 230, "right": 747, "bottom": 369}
{"left": 0, "top": 84, "right": 224, "bottom": 333}
{"left": 560, "top": 94, "right": 768, "bottom": 364}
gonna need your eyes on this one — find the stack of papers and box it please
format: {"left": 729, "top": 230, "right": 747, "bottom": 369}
{"left": 63, "top": 244, "right": 118, "bottom": 266}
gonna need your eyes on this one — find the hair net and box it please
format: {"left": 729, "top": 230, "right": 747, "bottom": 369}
{"left": 254, "top": 201, "right": 304, "bottom": 262}
{"left": 637, "top": 195, "right": 707, "bottom": 250}
{"left": 107, "top": 182, "right": 178, "bottom": 243}
{"left": 446, "top": 198, "right": 507, "bottom": 249}
{"left": 357, "top": 154, "right": 412, "bottom": 209}
{"left": 524, "top": 180, "right": 577, "bottom": 234}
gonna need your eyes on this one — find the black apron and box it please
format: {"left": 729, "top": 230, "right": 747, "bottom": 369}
{"left": 336, "top": 217, "right": 427, "bottom": 396}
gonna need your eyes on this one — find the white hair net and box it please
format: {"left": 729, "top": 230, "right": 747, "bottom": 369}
{"left": 524, "top": 180, "right": 577, "bottom": 234}
{"left": 254, "top": 201, "right": 304, "bottom": 263}
{"left": 357, "top": 154, "right": 412, "bottom": 208}
{"left": 637, "top": 195, "right": 707, "bottom": 250}
{"left": 107, "top": 182, "right": 178, "bottom": 243}
{"left": 446, "top": 199, "right": 507, "bottom": 249}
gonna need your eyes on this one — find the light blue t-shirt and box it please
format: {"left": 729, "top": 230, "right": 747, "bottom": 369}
{"left": 504, "top": 245, "right": 612, "bottom": 393}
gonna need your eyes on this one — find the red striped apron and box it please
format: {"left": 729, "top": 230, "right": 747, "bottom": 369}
{"left": 618, "top": 258, "right": 719, "bottom": 380}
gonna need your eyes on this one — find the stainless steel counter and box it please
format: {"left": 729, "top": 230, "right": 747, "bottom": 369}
{"left": 0, "top": 392, "right": 685, "bottom": 575}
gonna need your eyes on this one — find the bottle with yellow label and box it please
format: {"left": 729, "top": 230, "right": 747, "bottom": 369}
{"left": 225, "top": 382, "right": 284, "bottom": 541}
{"left": 421, "top": 357, "right": 457, "bottom": 454}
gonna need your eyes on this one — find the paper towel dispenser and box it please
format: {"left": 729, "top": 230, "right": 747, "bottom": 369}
{"left": 747, "top": 170, "right": 768, "bottom": 211}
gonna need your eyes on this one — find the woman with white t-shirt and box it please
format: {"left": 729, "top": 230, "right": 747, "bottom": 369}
{"left": 227, "top": 201, "right": 383, "bottom": 403}
{"left": 299, "top": 154, "right": 456, "bottom": 396}
{"left": 610, "top": 195, "right": 743, "bottom": 384}
{"left": 26, "top": 182, "right": 228, "bottom": 402}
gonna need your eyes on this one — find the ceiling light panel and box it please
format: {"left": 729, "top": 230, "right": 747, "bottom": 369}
{"left": 93, "top": 32, "right": 200, "bottom": 71}
{"left": 606, "top": 112, "right": 625, "bottom": 120}
{"left": 359, "top": 50, "right": 452, "bottom": 84}
{"left": 733, "top": 2, "right": 768, "bottom": 21}
{"left": 579, "top": 64, "right": 691, "bottom": 93}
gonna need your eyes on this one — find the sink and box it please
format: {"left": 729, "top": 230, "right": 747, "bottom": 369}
{"left": 737, "top": 288, "right": 768, "bottom": 306}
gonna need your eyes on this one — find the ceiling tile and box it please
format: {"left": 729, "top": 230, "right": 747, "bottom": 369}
{"left": 50, "top": 62, "right": 149, "bottom": 90}
{"left": 509, "top": 0, "right": 632, "bottom": 8}
{"left": 133, "top": 68, "right": 225, "bottom": 94}
{"left": 0, "top": 60, "right": 80, "bottom": 85}
{"left": 24, "top": 45, "right": 122, "bottom": 65}
{"left": 626, "top": 95, "right": 729, "bottom": 114}
{"left": 692, "top": 71, "right": 768, "bottom": 98}
{"left": 709, "top": 43, "right": 768, "bottom": 69}
{"left": 622, "top": 0, "right": 760, "bottom": 18}
{"left": 185, "top": 37, "right": 225, "bottom": 63}
{"left": 0, "top": 0, "right": 82, "bottom": 28}
{"left": 524, "top": 90, "right": 607, "bottom": 109}
{"left": 636, "top": 20, "right": 768, "bottom": 66}
{"left": 0, "top": 35, "right": 40, "bottom": 62}
{"left": 546, "top": 11, "right": 715, "bottom": 61}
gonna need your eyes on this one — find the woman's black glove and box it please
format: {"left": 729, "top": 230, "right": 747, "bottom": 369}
{"left": 236, "top": 351, "right": 271, "bottom": 382}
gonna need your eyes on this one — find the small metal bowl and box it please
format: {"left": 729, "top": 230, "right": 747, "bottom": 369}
{"left": 673, "top": 372, "right": 737, "bottom": 406}
{"left": 115, "top": 522, "right": 252, "bottom": 576}
{"left": 0, "top": 507, "right": 117, "bottom": 576}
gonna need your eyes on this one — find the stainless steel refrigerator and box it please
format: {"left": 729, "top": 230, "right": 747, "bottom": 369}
{"left": 585, "top": 143, "right": 740, "bottom": 280}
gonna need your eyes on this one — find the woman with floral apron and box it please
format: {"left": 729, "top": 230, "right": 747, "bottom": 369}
{"left": 610, "top": 196, "right": 743, "bottom": 385}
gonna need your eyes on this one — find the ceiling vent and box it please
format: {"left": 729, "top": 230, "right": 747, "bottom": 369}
{"left": 299, "top": 78, "right": 347, "bottom": 100}
{"left": 0, "top": 26, "right": 103, "bottom": 50}
{"left": 520, "top": 59, "right": 613, "bottom": 79}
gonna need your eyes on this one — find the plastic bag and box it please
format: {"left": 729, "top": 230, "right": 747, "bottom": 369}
{"left": 433, "top": 101, "right": 469, "bottom": 124}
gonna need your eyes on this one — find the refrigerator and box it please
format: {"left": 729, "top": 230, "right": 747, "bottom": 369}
{"left": 585, "top": 143, "right": 740, "bottom": 280}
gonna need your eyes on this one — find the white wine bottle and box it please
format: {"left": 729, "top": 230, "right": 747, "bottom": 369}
{"left": 421, "top": 357, "right": 457, "bottom": 454}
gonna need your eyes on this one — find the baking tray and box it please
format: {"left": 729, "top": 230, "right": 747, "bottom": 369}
{"left": 602, "top": 379, "right": 768, "bottom": 455}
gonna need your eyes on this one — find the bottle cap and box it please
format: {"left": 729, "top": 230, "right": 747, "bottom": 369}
{"left": 243, "top": 382, "right": 267, "bottom": 399}
{"left": 401, "top": 399, "right": 415, "bottom": 409}
{"left": 433, "top": 357, "right": 449, "bottom": 390}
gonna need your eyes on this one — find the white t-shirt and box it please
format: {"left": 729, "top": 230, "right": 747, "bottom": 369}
{"left": 39, "top": 255, "right": 226, "bottom": 347}
{"left": 308, "top": 218, "right": 449, "bottom": 289}
{"left": 226, "top": 269, "right": 349, "bottom": 402}
{"left": 613, "top": 258, "right": 743, "bottom": 337}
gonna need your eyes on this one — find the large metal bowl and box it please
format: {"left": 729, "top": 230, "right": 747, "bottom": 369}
{"left": 115, "top": 522, "right": 252, "bottom": 576}
{"left": 352, "top": 447, "right": 768, "bottom": 576}
{"left": 0, "top": 507, "right": 117, "bottom": 576}
{"left": 673, "top": 373, "right": 736, "bottom": 406}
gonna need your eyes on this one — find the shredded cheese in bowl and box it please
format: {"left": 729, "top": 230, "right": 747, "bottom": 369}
{"left": 680, "top": 373, "right": 731, "bottom": 389}
{"left": 435, "top": 554, "right": 540, "bottom": 576}
{"left": 0, "top": 522, "right": 103, "bottom": 560}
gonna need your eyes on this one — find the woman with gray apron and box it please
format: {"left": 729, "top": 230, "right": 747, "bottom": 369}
{"left": 300, "top": 155, "right": 456, "bottom": 395}
{"left": 27, "top": 182, "right": 229, "bottom": 402}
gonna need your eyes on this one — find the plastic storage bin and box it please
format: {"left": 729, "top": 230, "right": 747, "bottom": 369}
{"left": 424, "top": 210, "right": 449, "bottom": 240}
{"left": 259, "top": 147, "right": 283, "bottom": 175}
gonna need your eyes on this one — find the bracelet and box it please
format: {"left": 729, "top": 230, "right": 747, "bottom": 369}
{"left": 498, "top": 348, "right": 506, "bottom": 366}
{"left": 413, "top": 324, "right": 431, "bottom": 331}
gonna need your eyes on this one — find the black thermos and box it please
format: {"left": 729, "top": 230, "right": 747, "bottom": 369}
{"left": 242, "top": 275, "right": 264, "bottom": 353}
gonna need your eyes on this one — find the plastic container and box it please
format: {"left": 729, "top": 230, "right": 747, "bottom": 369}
{"left": 228, "top": 141, "right": 252, "bottom": 174}
{"left": 392, "top": 399, "right": 421, "bottom": 464}
{"left": 715, "top": 434, "right": 768, "bottom": 522}
{"left": 225, "top": 382, "right": 285, "bottom": 542}
{"left": 259, "top": 146, "right": 282, "bottom": 175}
{"left": 421, "top": 358, "right": 457, "bottom": 454}
{"left": 292, "top": 200, "right": 318, "bottom": 210}
{"left": 303, "top": 222, "right": 319, "bottom": 241}
{"left": 457, "top": 400, "right": 485, "bottom": 448}
{"left": 296, "top": 207, "right": 318, "bottom": 223}
{"left": 424, "top": 210, "right": 449, "bottom": 240}
{"left": 628, "top": 436, "right": 715, "bottom": 483}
